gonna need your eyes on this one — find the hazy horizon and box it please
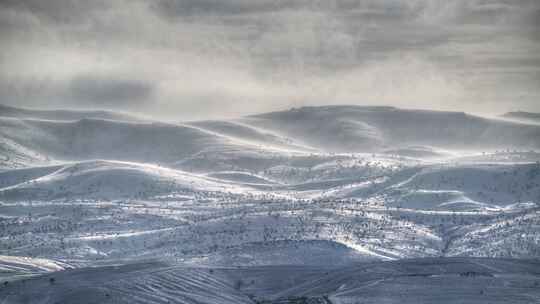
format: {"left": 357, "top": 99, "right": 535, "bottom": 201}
{"left": 1, "top": 0, "right": 539, "bottom": 120}
{"left": 3, "top": 101, "right": 539, "bottom": 123}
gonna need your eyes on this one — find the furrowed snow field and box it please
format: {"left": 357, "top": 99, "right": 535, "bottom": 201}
{"left": 0, "top": 105, "right": 539, "bottom": 303}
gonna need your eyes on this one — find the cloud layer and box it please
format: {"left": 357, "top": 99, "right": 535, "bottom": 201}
{"left": 0, "top": 0, "right": 539, "bottom": 119}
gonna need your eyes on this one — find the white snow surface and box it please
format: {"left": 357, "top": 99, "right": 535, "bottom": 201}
{"left": 0, "top": 104, "right": 539, "bottom": 303}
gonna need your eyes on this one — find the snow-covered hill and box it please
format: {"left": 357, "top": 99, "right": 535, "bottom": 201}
{"left": 1, "top": 258, "right": 539, "bottom": 304}
{"left": 244, "top": 106, "right": 540, "bottom": 152}
{"left": 0, "top": 104, "right": 539, "bottom": 302}
{"left": 501, "top": 111, "right": 540, "bottom": 124}
{"left": 0, "top": 160, "right": 251, "bottom": 201}
{"left": 0, "top": 104, "right": 138, "bottom": 122}
{"left": 0, "top": 117, "right": 236, "bottom": 168}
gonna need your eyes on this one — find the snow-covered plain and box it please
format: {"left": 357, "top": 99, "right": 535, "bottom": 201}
{"left": 0, "top": 105, "right": 539, "bottom": 303}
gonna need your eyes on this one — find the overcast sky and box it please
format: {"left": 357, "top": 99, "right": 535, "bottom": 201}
{"left": 0, "top": 0, "right": 539, "bottom": 119}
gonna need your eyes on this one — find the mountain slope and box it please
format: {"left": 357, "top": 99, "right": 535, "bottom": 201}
{"left": 0, "top": 104, "right": 138, "bottom": 122}
{"left": 242, "top": 106, "right": 540, "bottom": 152}
{"left": 2, "top": 105, "right": 540, "bottom": 171}
{"left": 0, "top": 160, "right": 248, "bottom": 201}
{"left": 1, "top": 258, "right": 539, "bottom": 304}
{"left": 501, "top": 111, "right": 540, "bottom": 124}
{"left": 379, "top": 163, "right": 540, "bottom": 210}
{"left": 0, "top": 117, "right": 238, "bottom": 167}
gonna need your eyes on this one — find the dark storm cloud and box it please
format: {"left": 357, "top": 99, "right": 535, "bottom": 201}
{"left": 152, "top": 0, "right": 287, "bottom": 17}
{"left": 0, "top": 0, "right": 107, "bottom": 23}
{"left": 68, "top": 75, "right": 153, "bottom": 106}
{"left": 152, "top": 0, "right": 423, "bottom": 20}
{"left": 0, "top": 74, "right": 153, "bottom": 109}
{"left": 0, "top": 0, "right": 539, "bottom": 118}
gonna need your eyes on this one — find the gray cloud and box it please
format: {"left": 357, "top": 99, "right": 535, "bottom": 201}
{"left": 152, "top": 0, "right": 289, "bottom": 18}
{"left": 0, "top": 0, "right": 108, "bottom": 23}
{"left": 0, "top": 74, "right": 153, "bottom": 110}
{"left": 0, "top": 0, "right": 539, "bottom": 119}
{"left": 68, "top": 75, "right": 153, "bottom": 107}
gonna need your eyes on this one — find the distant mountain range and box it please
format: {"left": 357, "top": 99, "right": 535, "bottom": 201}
{"left": 1, "top": 104, "right": 539, "bottom": 170}
{"left": 501, "top": 111, "right": 540, "bottom": 123}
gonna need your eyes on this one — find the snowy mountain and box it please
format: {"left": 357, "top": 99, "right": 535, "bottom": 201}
{"left": 0, "top": 104, "right": 139, "bottom": 122}
{"left": 501, "top": 111, "right": 540, "bottom": 124}
{"left": 0, "top": 104, "right": 539, "bottom": 303}
{"left": 2, "top": 258, "right": 539, "bottom": 304}
{"left": 245, "top": 106, "right": 540, "bottom": 152}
